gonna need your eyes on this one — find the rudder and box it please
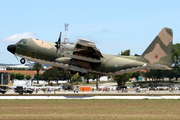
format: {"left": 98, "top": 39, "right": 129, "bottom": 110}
{"left": 141, "top": 28, "right": 173, "bottom": 67}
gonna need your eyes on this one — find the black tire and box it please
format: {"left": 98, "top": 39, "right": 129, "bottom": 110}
{"left": 20, "top": 58, "right": 26, "bottom": 64}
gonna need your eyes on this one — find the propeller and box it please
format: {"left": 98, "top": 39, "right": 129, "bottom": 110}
{"left": 55, "top": 31, "right": 62, "bottom": 49}
{"left": 54, "top": 31, "right": 62, "bottom": 63}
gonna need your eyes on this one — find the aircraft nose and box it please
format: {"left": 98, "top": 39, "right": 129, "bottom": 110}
{"left": 7, "top": 44, "right": 16, "bottom": 54}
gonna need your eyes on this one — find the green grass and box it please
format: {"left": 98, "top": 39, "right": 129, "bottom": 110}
{"left": 0, "top": 99, "right": 180, "bottom": 120}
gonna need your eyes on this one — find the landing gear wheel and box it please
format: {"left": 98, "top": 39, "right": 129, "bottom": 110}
{"left": 20, "top": 58, "right": 26, "bottom": 64}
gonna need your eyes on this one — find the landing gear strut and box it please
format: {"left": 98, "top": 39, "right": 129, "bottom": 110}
{"left": 20, "top": 58, "right": 26, "bottom": 64}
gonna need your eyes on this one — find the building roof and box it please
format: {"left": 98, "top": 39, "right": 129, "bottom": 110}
{"left": 0, "top": 70, "right": 43, "bottom": 76}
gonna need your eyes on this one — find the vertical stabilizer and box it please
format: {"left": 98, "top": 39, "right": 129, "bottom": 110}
{"left": 141, "top": 28, "right": 173, "bottom": 67}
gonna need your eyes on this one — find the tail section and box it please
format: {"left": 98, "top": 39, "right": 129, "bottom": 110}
{"left": 141, "top": 27, "right": 173, "bottom": 67}
{"left": 59, "top": 84, "right": 63, "bottom": 87}
{"left": 25, "top": 81, "right": 29, "bottom": 86}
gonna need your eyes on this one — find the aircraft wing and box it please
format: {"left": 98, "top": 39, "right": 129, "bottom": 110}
{"left": 88, "top": 63, "right": 171, "bottom": 76}
{"left": 63, "top": 39, "right": 104, "bottom": 73}
{"left": 72, "top": 39, "right": 103, "bottom": 59}
{"left": 111, "top": 63, "right": 172, "bottom": 76}
{"left": 64, "top": 39, "right": 103, "bottom": 63}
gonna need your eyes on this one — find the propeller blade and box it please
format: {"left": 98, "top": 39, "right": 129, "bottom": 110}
{"left": 58, "top": 31, "right": 62, "bottom": 43}
{"left": 55, "top": 31, "right": 62, "bottom": 49}
{"left": 54, "top": 31, "right": 62, "bottom": 63}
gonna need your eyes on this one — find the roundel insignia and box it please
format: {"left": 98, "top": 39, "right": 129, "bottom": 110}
{"left": 155, "top": 54, "right": 158, "bottom": 58}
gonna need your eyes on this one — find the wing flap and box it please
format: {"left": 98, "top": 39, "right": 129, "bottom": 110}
{"left": 74, "top": 39, "right": 103, "bottom": 59}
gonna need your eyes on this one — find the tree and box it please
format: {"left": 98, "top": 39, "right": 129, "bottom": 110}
{"left": 113, "top": 49, "right": 131, "bottom": 87}
{"left": 58, "top": 68, "right": 72, "bottom": 82}
{"left": 172, "top": 66, "right": 180, "bottom": 81}
{"left": 143, "top": 70, "right": 152, "bottom": 81}
{"left": 72, "top": 74, "right": 82, "bottom": 85}
{"left": 120, "top": 49, "right": 130, "bottom": 56}
{"left": 15, "top": 73, "right": 24, "bottom": 80}
{"left": 84, "top": 74, "right": 93, "bottom": 83}
{"left": 165, "top": 70, "right": 174, "bottom": 81}
{"left": 131, "top": 71, "right": 140, "bottom": 80}
{"left": 33, "top": 63, "right": 44, "bottom": 84}
{"left": 91, "top": 74, "right": 98, "bottom": 81}
{"left": 10, "top": 72, "right": 16, "bottom": 80}
{"left": 113, "top": 73, "right": 131, "bottom": 87}
{"left": 34, "top": 73, "right": 42, "bottom": 80}
{"left": 26, "top": 74, "right": 32, "bottom": 80}
{"left": 64, "top": 70, "right": 73, "bottom": 82}
{"left": 171, "top": 43, "right": 180, "bottom": 80}
{"left": 172, "top": 43, "right": 180, "bottom": 67}
{"left": 42, "top": 67, "right": 59, "bottom": 84}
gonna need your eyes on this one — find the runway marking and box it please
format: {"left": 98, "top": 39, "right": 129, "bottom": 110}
{"left": 0, "top": 96, "right": 180, "bottom": 99}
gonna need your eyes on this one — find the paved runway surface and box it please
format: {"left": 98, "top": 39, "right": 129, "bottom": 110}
{"left": 3, "top": 89, "right": 180, "bottom": 99}
{"left": 1, "top": 96, "right": 180, "bottom": 99}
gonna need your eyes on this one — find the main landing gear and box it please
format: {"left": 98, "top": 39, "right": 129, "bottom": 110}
{"left": 20, "top": 58, "right": 26, "bottom": 64}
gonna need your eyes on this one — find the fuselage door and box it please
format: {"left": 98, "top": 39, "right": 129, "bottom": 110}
{"left": 99, "top": 62, "right": 107, "bottom": 73}
{"left": 30, "top": 51, "right": 37, "bottom": 58}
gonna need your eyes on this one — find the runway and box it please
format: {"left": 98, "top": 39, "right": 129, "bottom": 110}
{"left": 1, "top": 95, "right": 180, "bottom": 99}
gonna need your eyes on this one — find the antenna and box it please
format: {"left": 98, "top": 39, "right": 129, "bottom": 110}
{"left": 64, "top": 23, "right": 69, "bottom": 42}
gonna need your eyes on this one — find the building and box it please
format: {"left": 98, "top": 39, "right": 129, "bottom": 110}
{"left": 0, "top": 70, "right": 43, "bottom": 76}
{"left": 0, "top": 72, "right": 10, "bottom": 88}
{"left": 0, "top": 63, "right": 49, "bottom": 70}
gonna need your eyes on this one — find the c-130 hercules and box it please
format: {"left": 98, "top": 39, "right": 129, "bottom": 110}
{"left": 7, "top": 28, "right": 173, "bottom": 76}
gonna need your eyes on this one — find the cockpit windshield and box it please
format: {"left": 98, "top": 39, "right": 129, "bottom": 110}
{"left": 19, "top": 39, "right": 27, "bottom": 44}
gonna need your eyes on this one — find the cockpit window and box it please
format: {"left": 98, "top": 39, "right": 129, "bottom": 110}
{"left": 17, "top": 45, "right": 22, "bottom": 49}
{"left": 19, "top": 39, "right": 27, "bottom": 44}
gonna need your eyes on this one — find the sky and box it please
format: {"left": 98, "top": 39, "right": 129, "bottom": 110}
{"left": 1, "top": 0, "right": 180, "bottom": 64}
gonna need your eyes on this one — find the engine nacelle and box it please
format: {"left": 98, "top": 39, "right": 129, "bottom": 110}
{"left": 55, "top": 57, "right": 71, "bottom": 64}
{"left": 60, "top": 42, "right": 75, "bottom": 51}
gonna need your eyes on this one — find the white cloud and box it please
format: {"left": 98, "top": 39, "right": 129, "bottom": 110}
{"left": 1, "top": 32, "right": 36, "bottom": 42}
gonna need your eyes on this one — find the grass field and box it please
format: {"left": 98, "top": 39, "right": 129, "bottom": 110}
{"left": 0, "top": 99, "right": 180, "bottom": 120}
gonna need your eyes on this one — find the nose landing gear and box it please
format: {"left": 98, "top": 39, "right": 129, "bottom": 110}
{"left": 20, "top": 58, "right": 26, "bottom": 64}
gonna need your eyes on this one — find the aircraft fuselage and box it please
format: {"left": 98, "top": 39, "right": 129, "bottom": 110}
{"left": 8, "top": 38, "right": 146, "bottom": 76}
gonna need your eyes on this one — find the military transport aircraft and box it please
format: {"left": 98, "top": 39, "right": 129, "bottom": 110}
{"left": 7, "top": 27, "right": 173, "bottom": 76}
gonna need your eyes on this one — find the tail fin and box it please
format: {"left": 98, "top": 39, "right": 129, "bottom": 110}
{"left": 25, "top": 81, "right": 29, "bottom": 86}
{"left": 141, "top": 27, "right": 173, "bottom": 67}
{"left": 59, "top": 83, "right": 63, "bottom": 87}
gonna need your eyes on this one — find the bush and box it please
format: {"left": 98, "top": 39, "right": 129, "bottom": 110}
{"left": 26, "top": 74, "right": 32, "bottom": 80}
